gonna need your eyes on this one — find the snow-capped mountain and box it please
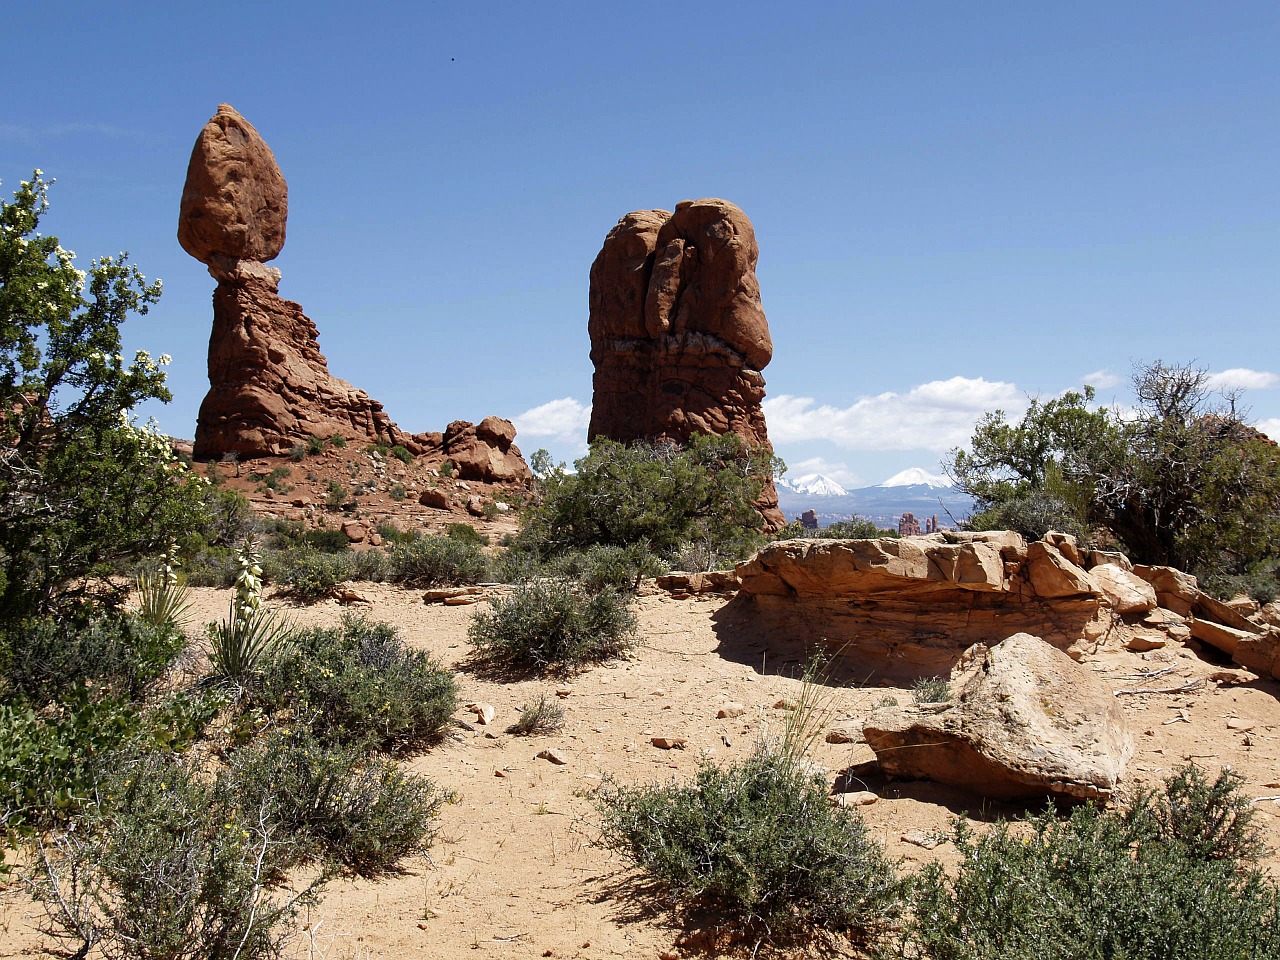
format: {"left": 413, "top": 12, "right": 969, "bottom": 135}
{"left": 878, "top": 467, "right": 952, "bottom": 489}
{"left": 777, "top": 473, "right": 848, "bottom": 497}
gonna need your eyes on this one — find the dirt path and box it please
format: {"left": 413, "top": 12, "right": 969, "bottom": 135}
{"left": 4, "top": 584, "right": 1279, "bottom": 959}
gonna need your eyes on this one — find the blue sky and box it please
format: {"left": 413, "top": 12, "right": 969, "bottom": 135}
{"left": 4, "top": 2, "right": 1277, "bottom": 487}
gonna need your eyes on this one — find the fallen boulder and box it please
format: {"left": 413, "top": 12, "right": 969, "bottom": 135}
{"left": 863, "top": 633, "right": 1134, "bottom": 802}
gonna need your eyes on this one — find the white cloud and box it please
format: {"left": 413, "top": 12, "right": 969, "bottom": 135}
{"left": 1254, "top": 418, "right": 1280, "bottom": 441}
{"left": 1081, "top": 369, "right": 1122, "bottom": 390}
{"left": 782, "top": 456, "right": 865, "bottom": 488}
{"left": 1205, "top": 368, "right": 1279, "bottom": 392}
{"left": 764, "top": 376, "right": 1024, "bottom": 452}
{"left": 513, "top": 397, "right": 591, "bottom": 444}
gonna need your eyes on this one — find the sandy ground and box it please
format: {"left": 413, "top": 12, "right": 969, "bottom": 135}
{"left": 3, "top": 583, "right": 1279, "bottom": 959}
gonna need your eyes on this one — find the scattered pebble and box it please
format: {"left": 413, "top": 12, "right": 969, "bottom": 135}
{"left": 537, "top": 748, "right": 569, "bottom": 765}
{"left": 902, "top": 831, "right": 947, "bottom": 849}
{"left": 651, "top": 737, "right": 688, "bottom": 750}
{"left": 717, "top": 702, "right": 746, "bottom": 719}
{"left": 832, "top": 791, "right": 878, "bottom": 807}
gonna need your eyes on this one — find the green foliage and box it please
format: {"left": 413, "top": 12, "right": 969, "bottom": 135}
{"left": 911, "top": 676, "right": 951, "bottom": 703}
{"left": 271, "top": 547, "right": 354, "bottom": 601}
{"left": 226, "top": 727, "right": 447, "bottom": 877}
{"left": 308, "top": 434, "right": 327, "bottom": 454}
{"left": 519, "top": 434, "right": 774, "bottom": 567}
{"left": 351, "top": 548, "right": 391, "bottom": 582}
{"left": 0, "top": 172, "right": 208, "bottom": 624}
{"left": 387, "top": 535, "right": 488, "bottom": 587}
{"left": 3, "top": 613, "right": 184, "bottom": 706}
{"left": 950, "top": 363, "right": 1280, "bottom": 587}
{"left": 390, "top": 444, "right": 413, "bottom": 464}
{"left": 468, "top": 579, "right": 637, "bottom": 671}
{"left": 389, "top": 482, "right": 407, "bottom": 500}
{"left": 256, "top": 615, "right": 457, "bottom": 750}
{"left": 438, "top": 459, "right": 455, "bottom": 478}
{"left": 301, "top": 527, "right": 352, "bottom": 553}
{"left": 596, "top": 746, "right": 905, "bottom": 944}
{"left": 445, "top": 522, "right": 486, "bottom": 546}
{"left": 546, "top": 544, "right": 667, "bottom": 593}
{"left": 507, "top": 692, "right": 565, "bottom": 736}
{"left": 27, "top": 749, "right": 317, "bottom": 960}
{"left": 288, "top": 442, "right": 308, "bottom": 462}
{"left": 208, "top": 538, "right": 294, "bottom": 681}
{"left": 904, "top": 766, "right": 1280, "bottom": 959}
{"left": 325, "top": 479, "right": 349, "bottom": 509}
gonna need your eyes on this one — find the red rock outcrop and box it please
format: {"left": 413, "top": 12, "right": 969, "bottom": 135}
{"left": 179, "top": 104, "right": 532, "bottom": 484}
{"left": 588, "top": 200, "right": 783, "bottom": 529}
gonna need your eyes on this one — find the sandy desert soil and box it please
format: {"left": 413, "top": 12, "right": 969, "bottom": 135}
{"left": 3, "top": 583, "right": 1279, "bottom": 959}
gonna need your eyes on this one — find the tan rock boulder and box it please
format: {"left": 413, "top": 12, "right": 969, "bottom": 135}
{"left": 443, "top": 419, "right": 533, "bottom": 484}
{"left": 1090, "top": 563, "right": 1158, "bottom": 614}
{"left": 588, "top": 199, "right": 782, "bottom": 529}
{"left": 863, "top": 633, "right": 1134, "bottom": 801}
{"left": 178, "top": 104, "right": 287, "bottom": 265}
{"left": 1132, "top": 565, "right": 1199, "bottom": 616}
{"left": 722, "top": 533, "right": 1107, "bottom": 681}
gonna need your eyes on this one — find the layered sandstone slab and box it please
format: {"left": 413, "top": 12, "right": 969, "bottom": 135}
{"left": 722, "top": 532, "right": 1107, "bottom": 680}
{"left": 588, "top": 200, "right": 782, "bottom": 528}
{"left": 864, "top": 633, "right": 1135, "bottom": 801}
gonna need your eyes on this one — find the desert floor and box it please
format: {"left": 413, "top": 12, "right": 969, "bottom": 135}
{"left": 3, "top": 583, "right": 1279, "bottom": 959}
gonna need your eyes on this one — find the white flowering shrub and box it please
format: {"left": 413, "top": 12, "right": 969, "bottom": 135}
{"left": 0, "top": 171, "right": 207, "bottom": 624}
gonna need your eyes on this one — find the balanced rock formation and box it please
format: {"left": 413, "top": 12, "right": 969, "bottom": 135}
{"left": 588, "top": 200, "right": 783, "bottom": 528}
{"left": 179, "top": 105, "right": 532, "bottom": 485}
{"left": 864, "top": 633, "right": 1135, "bottom": 802}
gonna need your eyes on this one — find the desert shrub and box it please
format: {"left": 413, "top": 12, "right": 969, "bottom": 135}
{"left": 911, "top": 676, "right": 951, "bottom": 704}
{"left": 208, "top": 539, "right": 294, "bottom": 682}
{"left": 548, "top": 544, "right": 667, "bottom": 593}
{"left": 597, "top": 747, "right": 905, "bottom": 944}
{"left": 27, "top": 749, "right": 316, "bottom": 960}
{"left": 3, "top": 614, "right": 184, "bottom": 706}
{"left": 225, "top": 727, "right": 446, "bottom": 877}
{"left": 389, "top": 483, "right": 407, "bottom": 501}
{"left": 307, "top": 434, "right": 327, "bottom": 455}
{"left": 301, "top": 528, "right": 352, "bottom": 553}
{"left": 351, "top": 548, "right": 391, "bottom": 582}
{"left": 390, "top": 444, "right": 413, "bottom": 464}
{"left": 445, "top": 522, "right": 487, "bottom": 546}
{"left": 507, "top": 692, "right": 565, "bottom": 736}
{"left": 328, "top": 435, "right": 347, "bottom": 449}
{"left": 439, "top": 459, "right": 455, "bottom": 478}
{"left": 468, "top": 579, "right": 637, "bottom": 671}
{"left": 257, "top": 615, "right": 457, "bottom": 750}
{"left": 904, "top": 765, "right": 1280, "bottom": 960}
{"left": 388, "top": 535, "right": 488, "bottom": 587}
{"left": 519, "top": 434, "right": 775, "bottom": 567}
{"left": 376, "top": 522, "right": 420, "bottom": 545}
{"left": 325, "top": 479, "right": 349, "bottom": 509}
{"left": 182, "top": 545, "right": 237, "bottom": 587}
{"left": 289, "top": 442, "right": 308, "bottom": 461}
{"left": 273, "top": 548, "right": 355, "bottom": 601}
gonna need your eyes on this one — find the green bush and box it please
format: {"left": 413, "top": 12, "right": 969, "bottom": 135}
{"left": 904, "top": 765, "right": 1280, "bottom": 960}
{"left": 390, "top": 444, "right": 413, "bottom": 464}
{"left": 376, "top": 522, "right": 420, "bottom": 545}
{"left": 445, "top": 522, "right": 486, "bottom": 546}
{"left": 351, "top": 548, "right": 391, "bottom": 582}
{"left": 519, "top": 434, "right": 775, "bottom": 566}
{"left": 388, "top": 535, "right": 488, "bottom": 587}
{"left": 273, "top": 548, "right": 355, "bottom": 601}
{"left": 597, "top": 747, "right": 905, "bottom": 944}
{"left": 27, "top": 750, "right": 315, "bottom": 960}
{"left": 468, "top": 579, "right": 637, "bottom": 671}
{"left": 289, "top": 442, "right": 308, "bottom": 461}
{"left": 389, "top": 483, "right": 407, "bottom": 501}
{"left": 302, "top": 528, "right": 353, "bottom": 553}
{"left": 3, "top": 614, "right": 184, "bottom": 706}
{"left": 227, "top": 728, "right": 446, "bottom": 877}
{"left": 911, "top": 676, "right": 951, "bottom": 704}
{"left": 547, "top": 544, "right": 667, "bottom": 593}
{"left": 257, "top": 615, "right": 457, "bottom": 750}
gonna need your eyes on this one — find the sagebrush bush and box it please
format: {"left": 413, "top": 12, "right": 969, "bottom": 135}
{"left": 257, "top": 615, "right": 457, "bottom": 750}
{"left": 28, "top": 750, "right": 315, "bottom": 960}
{"left": 468, "top": 579, "right": 637, "bottom": 671}
{"left": 911, "top": 676, "right": 951, "bottom": 703}
{"left": 388, "top": 535, "right": 488, "bottom": 587}
{"left": 904, "top": 765, "right": 1280, "bottom": 960}
{"left": 597, "top": 747, "right": 905, "bottom": 944}
{"left": 507, "top": 692, "right": 565, "bottom": 736}
{"left": 226, "top": 727, "right": 447, "bottom": 877}
{"left": 3, "top": 614, "right": 184, "bottom": 706}
{"left": 272, "top": 547, "right": 355, "bottom": 601}
{"left": 445, "top": 522, "right": 486, "bottom": 546}
{"left": 547, "top": 544, "right": 667, "bottom": 593}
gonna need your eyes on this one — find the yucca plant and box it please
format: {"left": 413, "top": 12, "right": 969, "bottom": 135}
{"left": 133, "top": 543, "right": 191, "bottom": 630}
{"left": 208, "top": 537, "right": 293, "bottom": 681}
